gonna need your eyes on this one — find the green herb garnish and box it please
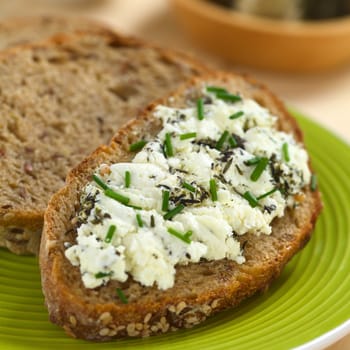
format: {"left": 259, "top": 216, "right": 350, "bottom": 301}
{"left": 104, "top": 188, "right": 130, "bottom": 205}
{"left": 209, "top": 178, "right": 218, "bottom": 201}
{"left": 150, "top": 215, "right": 155, "bottom": 228}
{"left": 163, "top": 204, "right": 185, "bottom": 220}
{"left": 282, "top": 142, "right": 290, "bottom": 162}
{"left": 182, "top": 181, "right": 196, "bottom": 192}
{"left": 244, "top": 156, "right": 261, "bottom": 166}
{"left": 167, "top": 227, "right": 192, "bottom": 244}
{"left": 180, "top": 132, "right": 197, "bottom": 140}
{"left": 228, "top": 135, "right": 237, "bottom": 148}
{"left": 162, "top": 190, "right": 170, "bottom": 211}
{"left": 136, "top": 213, "right": 143, "bottom": 228}
{"left": 95, "top": 272, "right": 112, "bottom": 279}
{"left": 125, "top": 170, "right": 131, "bottom": 188}
{"left": 129, "top": 140, "right": 147, "bottom": 152}
{"left": 206, "top": 86, "right": 241, "bottom": 103}
{"left": 206, "top": 86, "right": 227, "bottom": 94}
{"left": 116, "top": 288, "right": 128, "bottom": 304}
{"left": 229, "top": 111, "right": 244, "bottom": 120}
{"left": 250, "top": 157, "right": 269, "bottom": 182}
{"left": 223, "top": 158, "right": 233, "bottom": 174}
{"left": 104, "top": 225, "right": 116, "bottom": 243}
{"left": 310, "top": 174, "right": 318, "bottom": 192}
{"left": 243, "top": 191, "right": 259, "bottom": 208}
{"left": 216, "top": 130, "right": 229, "bottom": 150}
{"left": 165, "top": 132, "right": 174, "bottom": 157}
{"left": 216, "top": 91, "right": 242, "bottom": 103}
{"left": 197, "top": 98, "right": 204, "bottom": 120}
{"left": 92, "top": 174, "right": 108, "bottom": 190}
{"left": 257, "top": 188, "right": 278, "bottom": 200}
{"left": 126, "top": 204, "right": 142, "bottom": 210}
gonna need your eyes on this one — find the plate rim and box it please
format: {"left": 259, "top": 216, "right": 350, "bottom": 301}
{"left": 294, "top": 319, "right": 350, "bottom": 350}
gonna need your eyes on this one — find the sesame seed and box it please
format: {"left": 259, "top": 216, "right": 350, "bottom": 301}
{"left": 99, "top": 327, "right": 110, "bottom": 336}
{"left": 135, "top": 323, "right": 144, "bottom": 331}
{"left": 144, "top": 313, "right": 152, "bottom": 323}
{"left": 69, "top": 315, "right": 77, "bottom": 326}
{"left": 176, "top": 301, "right": 187, "bottom": 314}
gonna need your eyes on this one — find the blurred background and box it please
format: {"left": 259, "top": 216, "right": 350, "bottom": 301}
{"left": 0, "top": 0, "right": 349, "bottom": 143}
{"left": 0, "top": 1, "right": 349, "bottom": 349}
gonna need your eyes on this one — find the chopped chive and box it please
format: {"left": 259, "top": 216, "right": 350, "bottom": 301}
{"left": 116, "top": 288, "right": 128, "bottom": 304}
{"left": 126, "top": 204, "right": 142, "bottom": 210}
{"left": 216, "top": 91, "right": 242, "bottom": 103}
{"left": 209, "top": 179, "right": 218, "bottom": 201}
{"left": 105, "top": 225, "right": 116, "bottom": 243}
{"left": 216, "top": 130, "right": 229, "bottom": 150}
{"left": 257, "top": 188, "right": 278, "bottom": 200}
{"left": 150, "top": 215, "right": 155, "bottom": 227}
{"left": 229, "top": 111, "right": 244, "bottom": 120}
{"left": 180, "top": 132, "right": 197, "bottom": 140}
{"left": 129, "top": 140, "right": 147, "bottom": 152}
{"left": 223, "top": 158, "right": 233, "bottom": 174}
{"left": 243, "top": 191, "right": 259, "bottom": 208}
{"left": 197, "top": 98, "right": 204, "bottom": 120}
{"left": 235, "top": 164, "right": 243, "bottom": 175}
{"left": 162, "top": 190, "right": 170, "bottom": 211}
{"left": 206, "top": 86, "right": 227, "bottom": 94}
{"left": 310, "top": 174, "right": 318, "bottom": 192}
{"left": 92, "top": 174, "right": 108, "bottom": 190}
{"left": 228, "top": 135, "right": 237, "bottom": 148}
{"left": 182, "top": 181, "right": 196, "bottom": 192}
{"left": 163, "top": 204, "right": 185, "bottom": 220}
{"left": 125, "top": 170, "right": 131, "bottom": 188}
{"left": 167, "top": 227, "right": 192, "bottom": 244}
{"left": 104, "top": 188, "right": 130, "bottom": 205}
{"left": 244, "top": 156, "right": 261, "bottom": 166}
{"left": 282, "top": 142, "right": 290, "bottom": 162}
{"left": 165, "top": 133, "right": 174, "bottom": 157}
{"left": 136, "top": 213, "right": 143, "bottom": 228}
{"left": 95, "top": 272, "right": 112, "bottom": 279}
{"left": 250, "top": 157, "right": 269, "bottom": 182}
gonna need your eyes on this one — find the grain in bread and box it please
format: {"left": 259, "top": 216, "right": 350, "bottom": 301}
{"left": 40, "top": 72, "right": 322, "bottom": 341}
{"left": 0, "top": 30, "right": 208, "bottom": 255}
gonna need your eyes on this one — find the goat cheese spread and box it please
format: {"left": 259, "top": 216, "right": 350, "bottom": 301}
{"left": 65, "top": 86, "right": 311, "bottom": 290}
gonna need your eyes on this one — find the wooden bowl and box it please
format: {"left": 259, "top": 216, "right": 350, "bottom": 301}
{"left": 171, "top": 0, "right": 350, "bottom": 72}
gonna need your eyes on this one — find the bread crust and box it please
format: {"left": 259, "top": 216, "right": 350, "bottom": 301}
{"left": 0, "top": 15, "right": 111, "bottom": 49}
{"left": 40, "top": 72, "right": 322, "bottom": 340}
{"left": 0, "top": 22, "right": 209, "bottom": 254}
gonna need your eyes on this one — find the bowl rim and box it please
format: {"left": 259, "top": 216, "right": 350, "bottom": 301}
{"left": 172, "top": 0, "right": 350, "bottom": 36}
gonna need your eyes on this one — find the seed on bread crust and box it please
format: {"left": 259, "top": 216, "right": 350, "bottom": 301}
{"left": 69, "top": 316, "right": 76, "bottom": 327}
{"left": 98, "top": 312, "right": 112, "bottom": 325}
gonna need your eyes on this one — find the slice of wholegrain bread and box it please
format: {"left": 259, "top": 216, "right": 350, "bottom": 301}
{"left": 0, "top": 15, "right": 105, "bottom": 49}
{"left": 0, "top": 30, "right": 208, "bottom": 255}
{"left": 40, "top": 72, "right": 322, "bottom": 341}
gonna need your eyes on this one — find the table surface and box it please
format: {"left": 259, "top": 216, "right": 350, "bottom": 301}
{"left": 1, "top": 0, "right": 349, "bottom": 348}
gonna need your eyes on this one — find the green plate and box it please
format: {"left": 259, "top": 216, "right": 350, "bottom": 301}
{"left": 1, "top": 111, "right": 349, "bottom": 350}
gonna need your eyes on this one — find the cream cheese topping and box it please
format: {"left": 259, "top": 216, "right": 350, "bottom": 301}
{"left": 65, "top": 87, "right": 311, "bottom": 290}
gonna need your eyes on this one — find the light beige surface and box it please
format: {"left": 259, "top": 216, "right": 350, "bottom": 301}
{"left": 0, "top": 0, "right": 349, "bottom": 348}
{"left": 172, "top": 0, "right": 350, "bottom": 72}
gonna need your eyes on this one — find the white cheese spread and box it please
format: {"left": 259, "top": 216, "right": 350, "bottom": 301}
{"left": 65, "top": 86, "right": 311, "bottom": 290}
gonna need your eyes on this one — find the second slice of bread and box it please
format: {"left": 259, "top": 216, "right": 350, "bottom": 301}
{"left": 0, "top": 29, "right": 207, "bottom": 255}
{"left": 0, "top": 15, "right": 107, "bottom": 49}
